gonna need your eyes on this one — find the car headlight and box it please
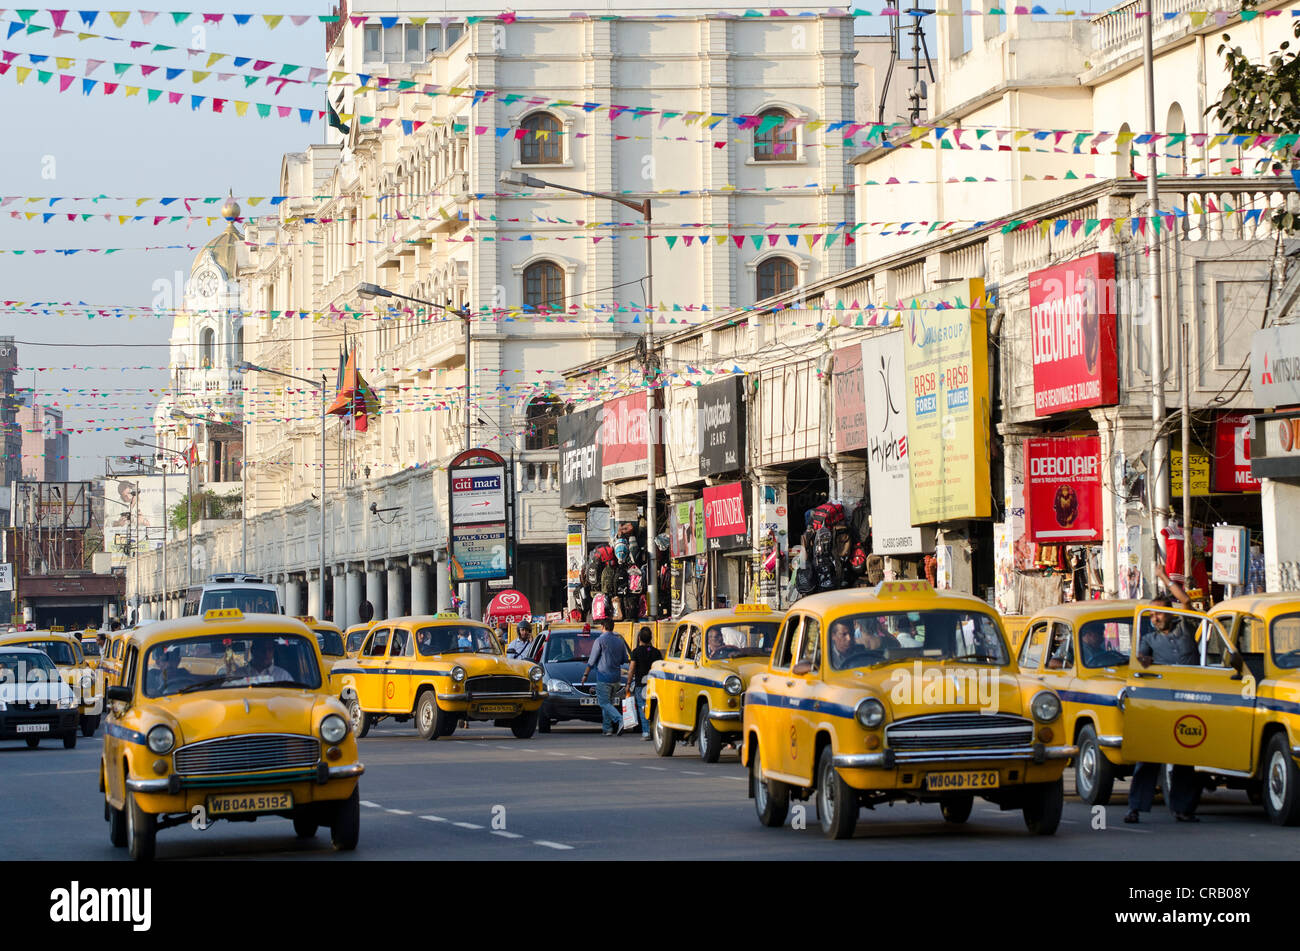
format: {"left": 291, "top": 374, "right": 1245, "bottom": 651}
{"left": 451, "top": 665, "right": 466, "bottom": 683}
{"left": 57, "top": 695, "right": 77, "bottom": 710}
{"left": 1030, "top": 690, "right": 1062, "bottom": 723}
{"left": 147, "top": 725, "right": 175, "bottom": 754}
{"left": 545, "top": 678, "right": 574, "bottom": 694}
{"left": 320, "top": 714, "right": 348, "bottom": 744}
{"left": 855, "top": 697, "right": 885, "bottom": 728}
{"left": 529, "top": 665, "right": 544, "bottom": 683}
{"left": 723, "top": 675, "right": 743, "bottom": 696}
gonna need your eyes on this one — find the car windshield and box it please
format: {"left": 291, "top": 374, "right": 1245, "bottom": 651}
{"left": 1271, "top": 613, "right": 1300, "bottom": 669}
{"left": 345, "top": 629, "right": 368, "bottom": 653}
{"left": 0, "top": 651, "right": 56, "bottom": 681}
{"left": 414, "top": 625, "right": 500, "bottom": 656}
{"left": 142, "top": 633, "right": 322, "bottom": 697}
{"left": 314, "top": 630, "right": 345, "bottom": 657}
{"left": 1077, "top": 618, "right": 1132, "bottom": 668}
{"left": 544, "top": 632, "right": 598, "bottom": 664}
{"left": 826, "top": 610, "right": 1010, "bottom": 671}
{"left": 703, "top": 622, "right": 779, "bottom": 659}
{"left": 82, "top": 641, "right": 101, "bottom": 657}
{"left": 12, "top": 640, "right": 78, "bottom": 666}
{"left": 199, "top": 588, "right": 279, "bottom": 614}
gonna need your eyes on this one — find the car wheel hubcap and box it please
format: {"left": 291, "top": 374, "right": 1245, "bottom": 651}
{"left": 653, "top": 714, "right": 662, "bottom": 744}
{"left": 700, "top": 712, "right": 709, "bottom": 754}
{"left": 822, "top": 765, "right": 834, "bottom": 824}
{"left": 1080, "top": 743, "right": 1096, "bottom": 792}
{"left": 1270, "top": 751, "right": 1287, "bottom": 809}
{"left": 755, "top": 758, "right": 767, "bottom": 810}
{"left": 421, "top": 703, "right": 432, "bottom": 730}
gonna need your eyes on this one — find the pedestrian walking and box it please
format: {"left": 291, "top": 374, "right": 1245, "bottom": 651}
{"left": 507, "top": 620, "right": 534, "bottom": 659}
{"left": 580, "top": 618, "right": 630, "bottom": 735}
{"left": 627, "top": 626, "right": 662, "bottom": 740}
{"left": 1126, "top": 568, "right": 1201, "bottom": 824}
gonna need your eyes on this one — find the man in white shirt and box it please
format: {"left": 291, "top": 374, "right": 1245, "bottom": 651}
{"left": 507, "top": 621, "right": 534, "bottom": 659}
{"left": 243, "top": 639, "right": 292, "bottom": 683}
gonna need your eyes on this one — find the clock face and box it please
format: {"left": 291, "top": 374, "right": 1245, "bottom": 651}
{"left": 195, "top": 269, "right": 219, "bottom": 297}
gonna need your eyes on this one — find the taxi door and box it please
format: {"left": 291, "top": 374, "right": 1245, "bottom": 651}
{"left": 355, "top": 627, "right": 390, "bottom": 712}
{"left": 750, "top": 612, "right": 802, "bottom": 783}
{"left": 783, "top": 615, "right": 824, "bottom": 786}
{"left": 1037, "top": 618, "right": 1075, "bottom": 692}
{"left": 659, "top": 624, "right": 694, "bottom": 730}
{"left": 1121, "top": 607, "right": 1255, "bottom": 772}
{"left": 103, "top": 643, "right": 140, "bottom": 806}
{"left": 385, "top": 626, "right": 414, "bottom": 714}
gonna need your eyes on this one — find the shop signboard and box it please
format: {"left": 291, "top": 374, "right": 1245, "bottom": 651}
{"left": 600, "top": 391, "right": 662, "bottom": 482}
{"left": 566, "top": 523, "right": 584, "bottom": 591}
{"left": 1212, "top": 525, "right": 1249, "bottom": 586}
{"left": 1252, "top": 322, "right": 1300, "bottom": 408}
{"left": 1024, "top": 435, "right": 1103, "bottom": 542}
{"left": 449, "top": 466, "right": 505, "bottom": 524}
{"left": 833, "top": 344, "right": 867, "bottom": 453}
{"left": 448, "top": 447, "right": 512, "bottom": 583}
{"left": 449, "top": 523, "right": 509, "bottom": 582}
{"left": 1212, "top": 412, "right": 1261, "bottom": 493}
{"left": 1170, "top": 448, "right": 1211, "bottom": 497}
{"left": 665, "top": 384, "right": 700, "bottom": 485}
{"left": 558, "top": 405, "right": 603, "bottom": 508}
{"left": 703, "top": 481, "right": 749, "bottom": 551}
{"left": 1028, "top": 253, "right": 1120, "bottom": 416}
{"left": 861, "top": 330, "right": 933, "bottom": 553}
{"left": 1250, "top": 409, "right": 1300, "bottom": 479}
{"left": 698, "top": 376, "right": 745, "bottom": 476}
{"left": 670, "top": 498, "right": 707, "bottom": 558}
{"left": 902, "top": 278, "right": 992, "bottom": 525}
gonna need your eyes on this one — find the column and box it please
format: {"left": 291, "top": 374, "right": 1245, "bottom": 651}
{"left": 935, "top": 526, "right": 975, "bottom": 594}
{"left": 410, "top": 557, "right": 431, "bottom": 616}
{"left": 345, "top": 565, "right": 364, "bottom": 627}
{"left": 1108, "top": 409, "right": 1159, "bottom": 599}
{"left": 1262, "top": 479, "right": 1300, "bottom": 592}
{"left": 307, "top": 571, "right": 321, "bottom": 620}
{"left": 365, "top": 564, "right": 386, "bottom": 622}
{"left": 333, "top": 566, "right": 348, "bottom": 628}
{"left": 386, "top": 557, "right": 407, "bottom": 619}
{"left": 834, "top": 458, "right": 868, "bottom": 506}
{"left": 997, "top": 422, "right": 1036, "bottom": 613}
{"left": 285, "top": 576, "right": 303, "bottom": 617}
{"left": 435, "top": 551, "right": 452, "bottom": 612}
{"left": 751, "top": 471, "right": 788, "bottom": 610}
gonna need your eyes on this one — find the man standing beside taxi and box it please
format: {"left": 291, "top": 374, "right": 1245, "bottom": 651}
{"left": 581, "top": 619, "right": 629, "bottom": 735}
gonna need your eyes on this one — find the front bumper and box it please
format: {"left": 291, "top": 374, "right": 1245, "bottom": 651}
{"left": 0, "top": 708, "right": 78, "bottom": 739}
{"left": 127, "top": 761, "right": 365, "bottom": 794}
{"left": 542, "top": 696, "right": 608, "bottom": 723}
{"left": 833, "top": 744, "right": 1078, "bottom": 769}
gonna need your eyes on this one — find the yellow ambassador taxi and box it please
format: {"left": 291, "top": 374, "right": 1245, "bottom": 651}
{"left": 646, "top": 604, "right": 780, "bottom": 763}
{"left": 1016, "top": 601, "right": 1142, "bottom": 806}
{"left": 297, "top": 617, "right": 348, "bottom": 696}
{"left": 343, "top": 621, "right": 375, "bottom": 659}
{"left": 335, "top": 613, "right": 546, "bottom": 740}
{"left": 0, "top": 630, "right": 103, "bottom": 739}
{"left": 742, "top": 581, "right": 1075, "bottom": 839}
{"left": 100, "top": 609, "right": 364, "bottom": 860}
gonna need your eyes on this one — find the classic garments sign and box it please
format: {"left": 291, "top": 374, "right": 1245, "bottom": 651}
{"left": 1024, "top": 435, "right": 1102, "bottom": 542}
{"left": 1028, "top": 253, "right": 1119, "bottom": 416}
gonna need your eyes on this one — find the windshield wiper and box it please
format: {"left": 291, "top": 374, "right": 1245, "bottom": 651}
{"left": 249, "top": 679, "right": 314, "bottom": 688}
{"left": 176, "top": 675, "right": 236, "bottom": 694}
{"left": 869, "top": 655, "right": 917, "bottom": 670}
{"left": 948, "top": 654, "right": 1001, "bottom": 664}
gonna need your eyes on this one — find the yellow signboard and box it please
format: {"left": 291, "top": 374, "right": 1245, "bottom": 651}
{"left": 903, "top": 278, "right": 992, "bottom": 524}
{"left": 1170, "top": 449, "right": 1211, "bottom": 497}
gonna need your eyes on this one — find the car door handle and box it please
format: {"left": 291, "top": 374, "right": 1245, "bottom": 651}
{"left": 1133, "top": 671, "right": 1162, "bottom": 679}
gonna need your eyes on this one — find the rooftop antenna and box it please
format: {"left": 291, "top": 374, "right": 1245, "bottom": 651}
{"left": 877, "top": 14, "right": 902, "bottom": 126}
{"left": 904, "top": 8, "right": 935, "bottom": 126}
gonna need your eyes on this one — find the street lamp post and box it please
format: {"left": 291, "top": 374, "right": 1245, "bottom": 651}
{"left": 125, "top": 438, "right": 191, "bottom": 618}
{"left": 238, "top": 361, "right": 327, "bottom": 620}
{"left": 172, "top": 408, "right": 247, "bottom": 574}
{"left": 498, "top": 173, "right": 660, "bottom": 619}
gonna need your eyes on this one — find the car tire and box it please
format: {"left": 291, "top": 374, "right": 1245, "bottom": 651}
{"left": 651, "top": 704, "right": 676, "bottom": 757}
{"left": 108, "top": 799, "right": 127, "bottom": 848}
{"left": 941, "top": 794, "right": 974, "bottom": 824}
{"left": 63, "top": 731, "right": 77, "bottom": 750}
{"left": 25, "top": 736, "right": 39, "bottom": 749}
{"left": 815, "top": 745, "right": 858, "bottom": 840}
{"left": 416, "top": 691, "right": 440, "bottom": 741}
{"left": 348, "top": 697, "right": 371, "bottom": 739}
{"left": 698, "top": 703, "right": 723, "bottom": 764}
{"left": 81, "top": 715, "right": 100, "bottom": 738}
{"left": 511, "top": 709, "right": 540, "bottom": 739}
{"left": 331, "top": 788, "right": 361, "bottom": 851}
{"left": 751, "top": 745, "right": 789, "bottom": 828}
{"left": 1022, "top": 779, "right": 1064, "bottom": 836}
{"left": 126, "top": 789, "right": 156, "bottom": 861}
{"left": 292, "top": 811, "right": 319, "bottom": 838}
{"left": 1162, "top": 763, "right": 1202, "bottom": 819}
{"left": 538, "top": 716, "right": 552, "bottom": 734}
{"left": 1263, "top": 733, "right": 1300, "bottom": 826}
{"left": 434, "top": 705, "right": 458, "bottom": 738}
{"left": 1075, "top": 724, "right": 1115, "bottom": 807}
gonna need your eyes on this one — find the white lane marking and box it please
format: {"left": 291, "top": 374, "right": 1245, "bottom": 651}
{"left": 360, "top": 800, "right": 383, "bottom": 809}
{"left": 610, "top": 761, "right": 629, "bottom": 766}
{"left": 543, "top": 751, "right": 566, "bottom": 757}
{"left": 420, "top": 815, "right": 447, "bottom": 822}
{"left": 643, "top": 766, "right": 667, "bottom": 771}
{"left": 453, "top": 821, "right": 484, "bottom": 830}
{"left": 723, "top": 776, "right": 747, "bottom": 781}
{"left": 387, "top": 809, "right": 412, "bottom": 815}
{"left": 577, "top": 755, "right": 597, "bottom": 760}
{"left": 534, "top": 840, "right": 575, "bottom": 851}
{"left": 1114, "top": 825, "right": 1153, "bottom": 834}
{"left": 492, "top": 830, "right": 523, "bottom": 839}
{"left": 682, "top": 770, "right": 704, "bottom": 776}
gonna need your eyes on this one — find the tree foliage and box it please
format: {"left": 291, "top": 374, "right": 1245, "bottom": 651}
{"left": 169, "top": 490, "right": 242, "bottom": 532}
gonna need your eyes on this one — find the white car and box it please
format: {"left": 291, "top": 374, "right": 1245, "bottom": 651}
{"left": 0, "top": 647, "right": 80, "bottom": 749}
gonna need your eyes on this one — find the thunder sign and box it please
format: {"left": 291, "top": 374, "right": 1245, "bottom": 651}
{"left": 1028, "top": 253, "right": 1119, "bottom": 416}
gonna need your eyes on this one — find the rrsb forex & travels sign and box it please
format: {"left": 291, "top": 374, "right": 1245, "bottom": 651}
{"left": 1028, "top": 253, "right": 1119, "bottom": 416}
{"left": 1024, "top": 435, "right": 1102, "bottom": 543}
{"left": 902, "top": 278, "right": 992, "bottom": 525}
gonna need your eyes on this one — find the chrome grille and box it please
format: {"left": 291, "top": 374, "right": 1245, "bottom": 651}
{"left": 173, "top": 733, "right": 320, "bottom": 776}
{"left": 886, "top": 713, "right": 1034, "bottom": 751}
{"left": 466, "top": 675, "right": 531, "bottom": 697}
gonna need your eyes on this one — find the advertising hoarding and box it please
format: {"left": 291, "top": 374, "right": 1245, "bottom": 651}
{"left": 449, "top": 523, "right": 509, "bottom": 582}
{"left": 447, "top": 448, "right": 512, "bottom": 583}
{"left": 1212, "top": 412, "right": 1261, "bottom": 493}
{"left": 558, "top": 405, "right": 603, "bottom": 508}
{"left": 1027, "top": 252, "right": 1119, "bottom": 416}
{"left": 833, "top": 344, "right": 867, "bottom": 453}
{"left": 1252, "top": 322, "right": 1300, "bottom": 408}
{"left": 1024, "top": 435, "right": 1103, "bottom": 543}
{"left": 702, "top": 481, "right": 749, "bottom": 551}
{"left": 698, "top": 376, "right": 745, "bottom": 476}
{"left": 1212, "top": 525, "right": 1249, "bottom": 586}
{"left": 450, "top": 466, "right": 506, "bottom": 523}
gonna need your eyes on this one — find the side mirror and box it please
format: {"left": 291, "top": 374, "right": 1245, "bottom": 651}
{"left": 1225, "top": 648, "right": 1245, "bottom": 679}
{"left": 106, "top": 684, "right": 132, "bottom": 703}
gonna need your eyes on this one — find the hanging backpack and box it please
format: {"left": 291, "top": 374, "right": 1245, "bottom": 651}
{"left": 592, "top": 593, "right": 609, "bottom": 621}
{"left": 849, "top": 500, "right": 871, "bottom": 546}
{"left": 585, "top": 555, "right": 600, "bottom": 588}
{"left": 627, "top": 564, "right": 644, "bottom": 594}
{"left": 600, "top": 563, "right": 618, "bottom": 597}
{"left": 812, "top": 525, "right": 836, "bottom": 590}
{"left": 831, "top": 524, "right": 854, "bottom": 586}
{"left": 810, "top": 502, "right": 846, "bottom": 531}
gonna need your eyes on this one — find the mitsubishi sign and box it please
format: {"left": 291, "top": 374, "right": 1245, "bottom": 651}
{"left": 1252, "top": 322, "right": 1300, "bottom": 408}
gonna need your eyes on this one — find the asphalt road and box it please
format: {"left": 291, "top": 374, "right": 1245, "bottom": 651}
{"left": 2, "top": 722, "right": 1295, "bottom": 861}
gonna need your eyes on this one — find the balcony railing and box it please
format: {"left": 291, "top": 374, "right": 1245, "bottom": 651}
{"left": 1092, "top": 0, "right": 1230, "bottom": 53}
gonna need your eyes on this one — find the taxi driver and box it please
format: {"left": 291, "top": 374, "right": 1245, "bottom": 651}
{"left": 245, "top": 639, "right": 292, "bottom": 683}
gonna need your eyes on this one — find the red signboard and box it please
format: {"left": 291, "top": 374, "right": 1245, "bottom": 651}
{"left": 833, "top": 344, "right": 867, "bottom": 453}
{"left": 485, "top": 589, "right": 532, "bottom": 624}
{"left": 1212, "top": 412, "right": 1261, "bottom": 492}
{"left": 702, "top": 482, "right": 749, "bottom": 550}
{"left": 600, "top": 391, "right": 660, "bottom": 482}
{"left": 1028, "top": 253, "right": 1119, "bottom": 416}
{"left": 1024, "top": 435, "right": 1103, "bottom": 543}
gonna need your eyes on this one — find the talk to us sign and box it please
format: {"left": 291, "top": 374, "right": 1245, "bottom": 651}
{"left": 1023, "top": 435, "right": 1102, "bottom": 542}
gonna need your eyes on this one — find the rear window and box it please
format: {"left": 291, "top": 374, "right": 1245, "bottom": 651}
{"left": 314, "top": 630, "right": 345, "bottom": 657}
{"left": 199, "top": 588, "right": 279, "bottom": 615}
{"left": 81, "top": 641, "right": 101, "bottom": 657}
{"left": 345, "top": 629, "right": 368, "bottom": 653}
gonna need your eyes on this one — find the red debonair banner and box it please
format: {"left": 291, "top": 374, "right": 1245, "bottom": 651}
{"left": 1212, "top": 412, "right": 1261, "bottom": 493}
{"left": 1028, "top": 252, "right": 1119, "bottom": 416}
{"left": 1025, "top": 435, "right": 1103, "bottom": 543}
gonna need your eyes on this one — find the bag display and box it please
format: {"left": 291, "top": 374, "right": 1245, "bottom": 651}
{"left": 592, "top": 593, "right": 608, "bottom": 620}
{"left": 627, "top": 564, "right": 644, "bottom": 593}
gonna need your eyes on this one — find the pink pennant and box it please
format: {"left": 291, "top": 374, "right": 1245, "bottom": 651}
{"left": 140, "top": 64, "right": 158, "bottom": 76}
{"left": 291, "top": 15, "right": 309, "bottom": 25}
{"left": 49, "top": 9, "right": 68, "bottom": 28}
{"left": 84, "top": 59, "right": 104, "bottom": 75}
{"left": 202, "top": 13, "right": 223, "bottom": 24}
{"left": 58, "top": 74, "right": 74, "bottom": 92}
{"left": 139, "top": 11, "right": 159, "bottom": 25}
{"left": 168, "top": 91, "right": 181, "bottom": 104}
{"left": 253, "top": 59, "right": 271, "bottom": 71}
{"left": 212, "top": 98, "right": 226, "bottom": 112}
{"left": 277, "top": 105, "right": 290, "bottom": 117}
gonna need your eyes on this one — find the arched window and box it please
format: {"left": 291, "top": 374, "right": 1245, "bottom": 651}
{"left": 200, "top": 327, "right": 216, "bottom": 368}
{"left": 525, "top": 395, "right": 562, "bottom": 450}
{"left": 754, "top": 108, "right": 796, "bottom": 162}
{"left": 1165, "top": 103, "right": 1186, "bottom": 176}
{"left": 756, "top": 257, "right": 798, "bottom": 301}
{"left": 523, "top": 261, "right": 565, "bottom": 313}
{"left": 1116, "top": 122, "right": 1136, "bottom": 178}
{"left": 234, "top": 327, "right": 244, "bottom": 366}
{"left": 520, "top": 112, "right": 562, "bottom": 165}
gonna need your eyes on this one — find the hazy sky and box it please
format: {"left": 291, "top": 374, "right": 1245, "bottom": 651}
{"left": 0, "top": 3, "right": 325, "bottom": 479}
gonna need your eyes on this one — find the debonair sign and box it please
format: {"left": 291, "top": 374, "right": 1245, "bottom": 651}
{"left": 902, "top": 278, "right": 992, "bottom": 525}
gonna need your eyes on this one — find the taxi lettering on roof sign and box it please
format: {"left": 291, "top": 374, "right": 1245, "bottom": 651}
{"left": 733, "top": 604, "right": 772, "bottom": 615}
{"left": 204, "top": 608, "right": 244, "bottom": 621}
{"left": 874, "top": 580, "right": 934, "bottom": 596}
{"left": 435, "top": 611, "right": 461, "bottom": 619}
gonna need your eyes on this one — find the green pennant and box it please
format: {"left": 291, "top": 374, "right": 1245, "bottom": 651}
{"left": 113, "top": 63, "right": 130, "bottom": 77}
{"left": 170, "top": 12, "right": 190, "bottom": 25}
{"left": 750, "top": 235, "right": 763, "bottom": 250}
{"left": 244, "top": 76, "right": 258, "bottom": 88}
{"left": 665, "top": 236, "right": 678, "bottom": 249}
{"left": 37, "top": 70, "right": 51, "bottom": 84}
{"left": 1065, "top": 170, "right": 1078, "bottom": 179}
{"left": 1083, "top": 219, "right": 1099, "bottom": 236}
{"left": 256, "top": 102, "right": 270, "bottom": 117}
{"left": 147, "top": 88, "right": 162, "bottom": 102}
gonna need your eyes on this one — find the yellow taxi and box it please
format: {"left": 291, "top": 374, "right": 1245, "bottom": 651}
{"left": 335, "top": 613, "right": 546, "bottom": 740}
{"left": 742, "top": 581, "right": 1074, "bottom": 839}
{"left": 100, "top": 608, "right": 364, "bottom": 860}
{"left": 1016, "top": 601, "right": 1141, "bottom": 806}
{"left": 342, "top": 621, "right": 374, "bottom": 659}
{"left": 646, "top": 604, "right": 780, "bottom": 763}
{"left": 0, "top": 630, "right": 102, "bottom": 739}
{"left": 101, "top": 632, "right": 129, "bottom": 685}
{"left": 297, "top": 617, "right": 348, "bottom": 696}
{"left": 81, "top": 631, "right": 105, "bottom": 670}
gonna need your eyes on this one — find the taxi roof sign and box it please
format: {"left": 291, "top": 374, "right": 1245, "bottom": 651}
{"left": 294, "top": 616, "right": 319, "bottom": 625}
{"left": 873, "top": 580, "right": 935, "bottom": 597}
{"left": 733, "top": 604, "right": 772, "bottom": 614}
{"left": 435, "top": 612, "right": 461, "bottom": 619}
{"left": 49, "top": 626, "right": 65, "bottom": 632}
{"left": 204, "top": 608, "right": 244, "bottom": 621}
